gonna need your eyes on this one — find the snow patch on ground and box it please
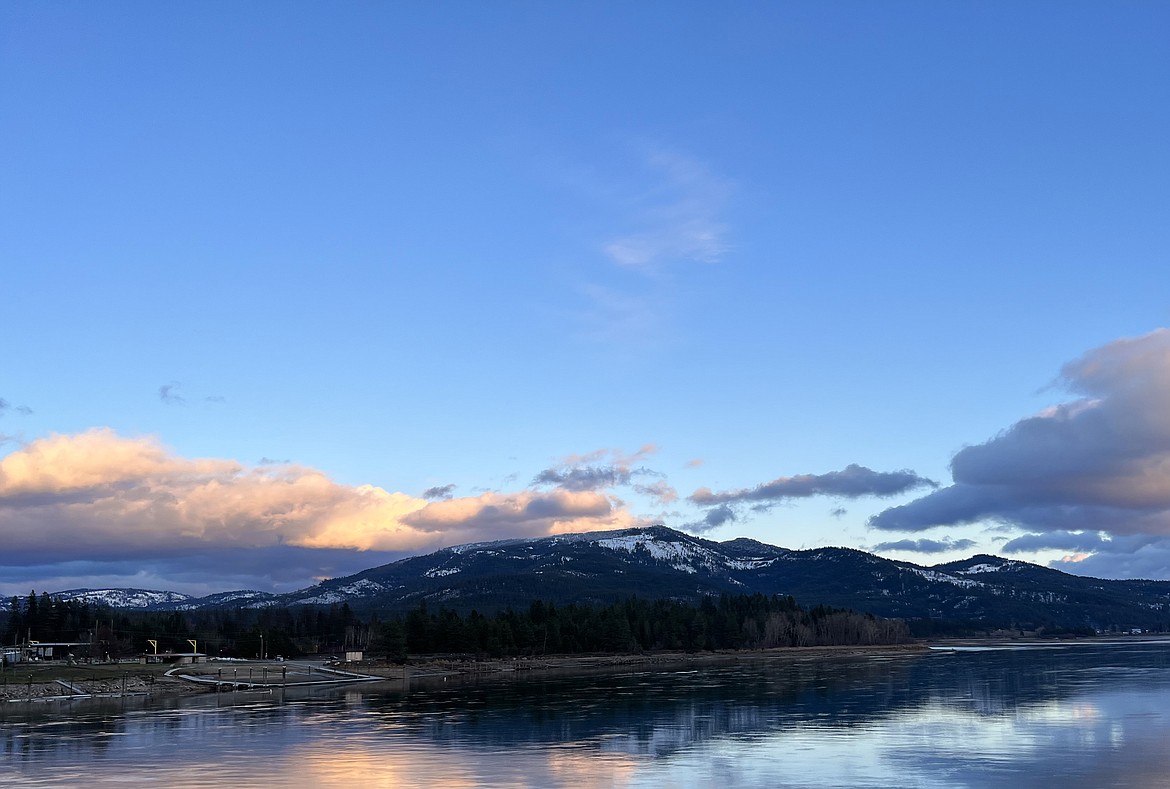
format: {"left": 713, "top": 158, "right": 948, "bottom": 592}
{"left": 54, "top": 589, "right": 193, "bottom": 608}
{"left": 956, "top": 563, "right": 1007, "bottom": 574}
{"left": 906, "top": 568, "right": 984, "bottom": 589}
{"left": 333, "top": 578, "right": 386, "bottom": 596}
{"left": 595, "top": 532, "right": 741, "bottom": 575}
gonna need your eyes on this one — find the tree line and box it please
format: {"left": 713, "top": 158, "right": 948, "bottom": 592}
{"left": 2, "top": 591, "right": 909, "bottom": 660}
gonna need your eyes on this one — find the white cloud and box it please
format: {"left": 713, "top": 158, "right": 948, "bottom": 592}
{"left": 601, "top": 149, "right": 731, "bottom": 270}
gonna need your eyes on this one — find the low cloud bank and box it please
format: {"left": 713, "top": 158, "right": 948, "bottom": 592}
{"left": 0, "top": 431, "right": 648, "bottom": 594}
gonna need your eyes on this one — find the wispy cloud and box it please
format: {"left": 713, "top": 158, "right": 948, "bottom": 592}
{"left": 158, "top": 382, "right": 186, "bottom": 405}
{"left": 0, "top": 398, "right": 32, "bottom": 417}
{"left": 634, "top": 479, "right": 679, "bottom": 506}
{"left": 159, "top": 382, "right": 224, "bottom": 406}
{"left": 568, "top": 146, "right": 733, "bottom": 349}
{"left": 533, "top": 446, "right": 673, "bottom": 500}
{"left": 602, "top": 149, "right": 731, "bottom": 270}
{"left": 573, "top": 283, "right": 663, "bottom": 348}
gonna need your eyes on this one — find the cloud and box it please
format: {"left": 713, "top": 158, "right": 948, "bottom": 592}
{"left": 681, "top": 464, "right": 934, "bottom": 533}
{"left": 0, "top": 430, "right": 642, "bottom": 592}
{"left": 634, "top": 479, "right": 679, "bottom": 506}
{"left": 533, "top": 465, "right": 649, "bottom": 492}
{"left": 1046, "top": 538, "right": 1170, "bottom": 580}
{"left": 573, "top": 284, "right": 663, "bottom": 348}
{"left": 570, "top": 148, "right": 732, "bottom": 350}
{"left": 602, "top": 150, "right": 730, "bottom": 270}
{"left": 871, "top": 538, "right": 978, "bottom": 554}
{"left": 685, "top": 458, "right": 704, "bottom": 469}
{"left": 533, "top": 446, "right": 662, "bottom": 492}
{"left": 402, "top": 489, "right": 647, "bottom": 542}
{"left": 690, "top": 464, "right": 937, "bottom": 508}
{"left": 0, "top": 398, "right": 32, "bottom": 417}
{"left": 422, "top": 484, "right": 456, "bottom": 501}
{"left": 869, "top": 329, "right": 1170, "bottom": 577}
{"left": 158, "top": 382, "right": 185, "bottom": 405}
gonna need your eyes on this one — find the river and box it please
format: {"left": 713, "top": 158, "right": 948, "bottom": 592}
{"left": 3, "top": 640, "right": 1170, "bottom": 787}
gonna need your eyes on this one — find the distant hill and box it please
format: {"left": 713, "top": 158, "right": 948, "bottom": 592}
{"left": 11, "top": 526, "right": 1170, "bottom": 632}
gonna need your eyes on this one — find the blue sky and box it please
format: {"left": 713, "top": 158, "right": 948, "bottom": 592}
{"left": 2, "top": 2, "right": 1169, "bottom": 595}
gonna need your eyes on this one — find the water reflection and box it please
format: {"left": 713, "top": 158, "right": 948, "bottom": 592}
{"left": 3, "top": 642, "right": 1170, "bottom": 787}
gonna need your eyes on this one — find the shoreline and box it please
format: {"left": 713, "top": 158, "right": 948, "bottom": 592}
{"left": 368, "top": 642, "right": 930, "bottom": 683}
{"left": 19, "top": 635, "right": 1160, "bottom": 704}
{"left": 1, "top": 643, "right": 927, "bottom": 703}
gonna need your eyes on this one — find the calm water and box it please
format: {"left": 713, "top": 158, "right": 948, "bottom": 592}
{"left": 4, "top": 641, "right": 1170, "bottom": 788}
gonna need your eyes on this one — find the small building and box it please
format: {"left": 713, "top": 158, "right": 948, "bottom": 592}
{"left": 139, "top": 652, "right": 207, "bottom": 665}
{"left": 171, "top": 652, "right": 207, "bottom": 665}
{"left": 26, "top": 642, "right": 87, "bottom": 661}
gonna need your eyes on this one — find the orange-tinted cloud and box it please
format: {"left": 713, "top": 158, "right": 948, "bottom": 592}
{"left": 0, "top": 430, "right": 641, "bottom": 572}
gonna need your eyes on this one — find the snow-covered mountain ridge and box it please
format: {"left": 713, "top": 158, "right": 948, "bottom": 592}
{"left": 8, "top": 528, "right": 1170, "bottom": 632}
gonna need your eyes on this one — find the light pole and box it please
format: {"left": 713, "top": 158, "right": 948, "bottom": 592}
{"left": 260, "top": 633, "right": 265, "bottom": 661}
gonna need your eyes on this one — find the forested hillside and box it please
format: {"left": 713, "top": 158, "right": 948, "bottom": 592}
{"left": 2, "top": 591, "right": 908, "bottom": 660}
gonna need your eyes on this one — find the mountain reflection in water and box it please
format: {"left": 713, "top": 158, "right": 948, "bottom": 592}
{"left": 3, "top": 641, "right": 1170, "bottom": 788}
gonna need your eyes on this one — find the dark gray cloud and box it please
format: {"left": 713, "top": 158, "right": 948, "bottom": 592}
{"left": 158, "top": 382, "right": 185, "bottom": 405}
{"left": 873, "top": 330, "right": 1170, "bottom": 534}
{"left": 422, "top": 484, "right": 456, "bottom": 501}
{"left": 0, "top": 546, "right": 413, "bottom": 597}
{"left": 531, "top": 446, "right": 661, "bottom": 493}
{"left": 829, "top": 507, "right": 848, "bottom": 518}
{"left": 681, "top": 504, "right": 737, "bottom": 533}
{"left": 870, "top": 330, "right": 1170, "bottom": 579}
{"left": 690, "top": 464, "right": 936, "bottom": 508}
{"left": 1046, "top": 538, "right": 1170, "bottom": 580}
{"left": 533, "top": 464, "right": 651, "bottom": 491}
{"left": 872, "top": 537, "right": 978, "bottom": 554}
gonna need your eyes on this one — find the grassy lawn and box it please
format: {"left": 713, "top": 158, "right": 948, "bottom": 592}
{"left": 0, "top": 661, "right": 173, "bottom": 684}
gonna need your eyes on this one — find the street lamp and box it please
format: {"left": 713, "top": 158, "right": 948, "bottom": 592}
{"left": 260, "top": 633, "right": 265, "bottom": 661}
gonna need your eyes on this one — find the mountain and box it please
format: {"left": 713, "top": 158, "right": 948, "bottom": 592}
{"left": 16, "top": 527, "right": 1170, "bottom": 632}
{"left": 53, "top": 588, "right": 194, "bottom": 609}
{"left": 222, "top": 526, "right": 1170, "bottom": 631}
